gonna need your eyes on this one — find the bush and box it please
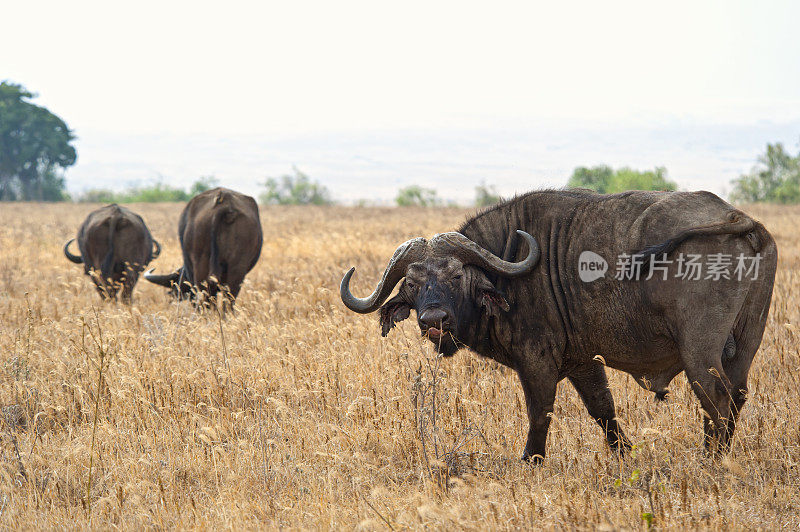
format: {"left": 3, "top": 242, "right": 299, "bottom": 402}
{"left": 568, "top": 165, "right": 614, "bottom": 193}
{"left": 77, "top": 177, "right": 218, "bottom": 203}
{"left": 568, "top": 165, "right": 677, "bottom": 193}
{"left": 189, "top": 175, "right": 219, "bottom": 196}
{"left": 122, "top": 182, "right": 191, "bottom": 202}
{"left": 475, "top": 182, "right": 501, "bottom": 207}
{"left": 78, "top": 188, "right": 118, "bottom": 203}
{"left": 730, "top": 143, "right": 800, "bottom": 204}
{"left": 396, "top": 185, "right": 439, "bottom": 207}
{"left": 260, "top": 167, "right": 332, "bottom": 205}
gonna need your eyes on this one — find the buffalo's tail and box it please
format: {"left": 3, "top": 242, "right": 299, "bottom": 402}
{"left": 209, "top": 190, "right": 236, "bottom": 289}
{"left": 100, "top": 215, "right": 120, "bottom": 281}
{"left": 635, "top": 212, "right": 759, "bottom": 272}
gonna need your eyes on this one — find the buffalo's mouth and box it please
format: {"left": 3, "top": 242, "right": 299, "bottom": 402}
{"left": 421, "top": 327, "right": 459, "bottom": 356}
{"left": 424, "top": 326, "right": 444, "bottom": 338}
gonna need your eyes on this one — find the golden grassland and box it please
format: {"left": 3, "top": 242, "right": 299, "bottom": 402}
{"left": 0, "top": 201, "right": 798, "bottom": 530}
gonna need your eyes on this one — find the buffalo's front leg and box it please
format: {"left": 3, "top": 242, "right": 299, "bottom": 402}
{"left": 516, "top": 360, "right": 558, "bottom": 464}
{"left": 569, "top": 362, "right": 631, "bottom": 454}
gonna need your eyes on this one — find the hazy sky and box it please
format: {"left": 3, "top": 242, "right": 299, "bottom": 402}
{"left": 3, "top": 1, "right": 800, "bottom": 201}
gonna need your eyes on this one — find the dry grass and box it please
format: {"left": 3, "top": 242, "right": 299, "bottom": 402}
{"left": 0, "top": 201, "right": 798, "bottom": 530}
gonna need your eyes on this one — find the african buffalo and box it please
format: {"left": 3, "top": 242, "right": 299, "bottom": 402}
{"left": 144, "top": 187, "right": 262, "bottom": 307}
{"left": 340, "top": 190, "right": 777, "bottom": 461}
{"left": 63, "top": 203, "right": 161, "bottom": 302}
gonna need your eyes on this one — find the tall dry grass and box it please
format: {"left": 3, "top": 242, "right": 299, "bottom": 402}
{"left": 0, "top": 201, "right": 797, "bottom": 529}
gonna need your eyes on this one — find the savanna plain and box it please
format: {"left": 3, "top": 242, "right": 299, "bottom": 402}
{"left": 0, "top": 201, "right": 798, "bottom": 530}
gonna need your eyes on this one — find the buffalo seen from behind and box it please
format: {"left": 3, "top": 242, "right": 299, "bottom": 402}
{"left": 145, "top": 187, "right": 262, "bottom": 308}
{"left": 64, "top": 204, "right": 161, "bottom": 303}
{"left": 341, "top": 189, "right": 777, "bottom": 462}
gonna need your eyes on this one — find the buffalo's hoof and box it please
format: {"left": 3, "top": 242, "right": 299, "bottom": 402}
{"left": 521, "top": 453, "right": 544, "bottom": 465}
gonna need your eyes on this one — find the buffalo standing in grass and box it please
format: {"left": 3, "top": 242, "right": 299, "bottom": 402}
{"left": 144, "top": 187, "right": 262, "bottom": 307}
{"left": 64, "top": 204, "right": 161, "bottom": 303}
{"left": 340, "top": 190, "right": 777, "bottom": 462}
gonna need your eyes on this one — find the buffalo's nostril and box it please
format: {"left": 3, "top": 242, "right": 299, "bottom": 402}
{"left": 419, "top": 308, "right": 448, "bottom": 328}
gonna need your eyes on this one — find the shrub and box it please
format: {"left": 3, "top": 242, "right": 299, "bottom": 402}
{"left": 189, "top": 176, "right": 219, "bottom": 196}
{"left": 260, "top": 167, "right": 332, "bottom": 205}
{"left": 396, "top": 185, "right": 439, "bottom": 207}
{"left": 475, "top": 182, "right": 501, "bottom": 207}
{"left": 568, "top": 165, "right": 677, "bottom": 193}
{"left": 77, "top": 177, "right": 224, "bottom": 203}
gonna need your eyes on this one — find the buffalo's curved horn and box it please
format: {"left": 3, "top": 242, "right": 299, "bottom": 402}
{"left": 152, "top": 239, "right": 162, "bottom": 258}
{"left": 63, "top": 239, "right": 83, "bottom": 264}
{"left": 340, "top": 237, "right": 428, "bottom": 313}
{"left": 430, "top": 230, "right": 540, "bottom": 278}
{"left": 144, "top": 268, "right": 179, "bottom": 287}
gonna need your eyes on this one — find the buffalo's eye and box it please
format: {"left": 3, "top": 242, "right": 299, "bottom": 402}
{"left": 405, "top": 280, "right": 416, "bottom": 290}
{"left": 452, "top": 274, "right": 462, "bottom": 282}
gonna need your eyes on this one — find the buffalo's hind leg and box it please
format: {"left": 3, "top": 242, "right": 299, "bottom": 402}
{"left": 569, "top": 363, "right": 631, "bottom": 455}
{"left": 719, "top": 260, "right": 775, "bottom": 451}
{"left": 120, "top": 267, "right": 138, "bottom": 305}
{"left": 720, "top": 334, "right": 748, "bottom": 448}
{"left": 720, "top": 301, "right": 771, "bottom": 450}
{"left": 679, "top": 331, "right": 735, "bottom": 455}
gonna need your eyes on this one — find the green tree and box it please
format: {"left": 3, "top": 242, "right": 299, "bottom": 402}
{"left": 0, "top": 81, "right": 76, "bottom": 200}
{"left": 730, "top": 143, "right": 800, "bottom": 204}
{"left": 396, "top": 185, "right": 439, "bottom": 207}
{"left": 260, "top": 167, "right": 332, "bottom": 205}
{"left": 567, "top": 165, "right": 676, "bottom": 193}
{"left": 475, "top": 181, "right": 501, "bottom": 207}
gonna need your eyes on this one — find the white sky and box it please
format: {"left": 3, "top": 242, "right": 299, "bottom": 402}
{"left": 2, "top": 0, "right": 800, "bottom": 201}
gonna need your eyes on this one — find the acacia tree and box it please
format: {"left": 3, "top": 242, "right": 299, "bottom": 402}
{"left": 0, "top": 81, "right": 76, "bottom": 200}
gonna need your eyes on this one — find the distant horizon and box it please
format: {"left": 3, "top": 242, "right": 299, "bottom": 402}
{"left": 62, "top": 118, "right": 800, "bottom": 204}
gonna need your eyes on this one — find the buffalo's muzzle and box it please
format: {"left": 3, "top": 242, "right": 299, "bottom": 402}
{"left": 418, "top": 308, "right": 451, "bottom": 335}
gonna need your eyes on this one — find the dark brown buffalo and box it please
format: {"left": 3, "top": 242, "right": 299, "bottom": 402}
{"left": 144, "top": 187, "right": 262, "bottom": 307}
{"left": 64, "top": 203, "right": 161, "bottom": 302}
{"left": 341, "top": 190, "right": 777, "bottom": 462}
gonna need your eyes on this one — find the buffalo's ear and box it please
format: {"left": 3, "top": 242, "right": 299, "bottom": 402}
{"left": 379, "top": 294, "right": 412, "bottom": 337}
{"left": 477, "top": 278, "right": 510, "bottom": 316}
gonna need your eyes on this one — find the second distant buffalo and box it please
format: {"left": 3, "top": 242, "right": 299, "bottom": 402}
{"left": 145, "top": 187, "right": 262, "bottom": 307}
